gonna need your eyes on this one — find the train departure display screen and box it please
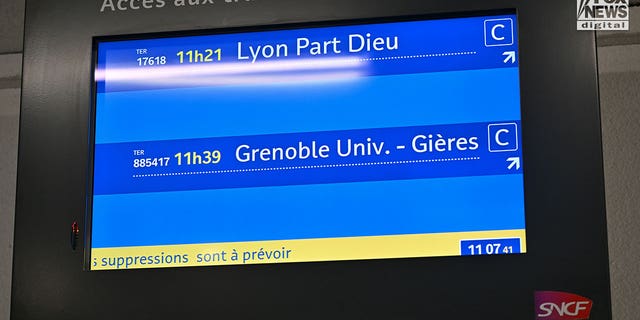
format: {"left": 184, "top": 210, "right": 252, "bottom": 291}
{"left": 90, "top": 12, "right": 526, "bottom": 270}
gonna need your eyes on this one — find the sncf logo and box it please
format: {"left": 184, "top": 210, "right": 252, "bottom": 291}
{"left": 535, "top": 291, "right": 593, "bottom": 320}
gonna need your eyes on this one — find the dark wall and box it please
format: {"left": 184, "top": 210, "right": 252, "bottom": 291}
{"left": 12, "top": 1, "right": 611, "bottom": 319}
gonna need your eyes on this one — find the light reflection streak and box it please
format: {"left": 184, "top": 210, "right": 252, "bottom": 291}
{"left": 96, "top": 57, "right": 368, "bottom": 86}
{"left": 114, "top": 71, "right": 366, "bottom": 87}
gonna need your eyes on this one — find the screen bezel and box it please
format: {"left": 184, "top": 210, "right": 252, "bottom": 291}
{"left": 14, "top": 0, "right": 611, "bottom": 318}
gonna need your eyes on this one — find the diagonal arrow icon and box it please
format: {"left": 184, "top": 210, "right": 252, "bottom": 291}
{"left": 502, "top": 51, "right": 516, "bottom": 64}
{"left": 507, "top": 157, "right": 521, "bottom": 170}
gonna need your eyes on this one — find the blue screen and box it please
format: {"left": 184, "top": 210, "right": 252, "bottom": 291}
{"left": 90, "top": 13, "right": 526, "bottom": 270}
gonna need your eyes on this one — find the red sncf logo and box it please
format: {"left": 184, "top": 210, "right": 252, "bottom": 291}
{"left": 535, "top": 291, "right": 593, "bottom": 320}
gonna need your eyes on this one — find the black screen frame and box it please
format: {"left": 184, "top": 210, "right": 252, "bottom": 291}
{"left": 13, "top": 0, "right": 611, "bottom": 319}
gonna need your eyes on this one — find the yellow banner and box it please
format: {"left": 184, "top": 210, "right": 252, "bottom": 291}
{"left": 91, "top": 229, "right": 526, "bottom": 270}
